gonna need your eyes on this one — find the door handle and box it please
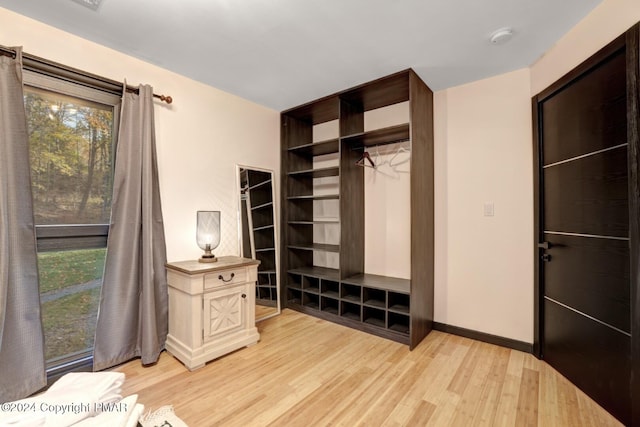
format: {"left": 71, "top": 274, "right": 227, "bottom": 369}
{"left": 538, "top": 242, "right": 552, "bottom": 250}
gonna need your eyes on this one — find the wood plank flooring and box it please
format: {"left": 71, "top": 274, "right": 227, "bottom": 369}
{"left": 114, "top": 309, "right": 622, "bottom": 426}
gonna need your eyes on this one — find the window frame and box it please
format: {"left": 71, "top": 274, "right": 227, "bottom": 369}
{"left": 22, "top": 68, "right": 121, "bottom": 374}
{"left": 24, "top": 70, "right": 121, "bottom": 254}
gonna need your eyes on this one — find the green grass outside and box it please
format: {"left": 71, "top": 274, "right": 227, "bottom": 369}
{"left": 38, "top": 248, "right": 106, "bottom": 293}
{"left": 37, "top": 248, "right": 106, "bottom": 362}
{"left": 41, "top": 287, "right": 101, "bottom": 361}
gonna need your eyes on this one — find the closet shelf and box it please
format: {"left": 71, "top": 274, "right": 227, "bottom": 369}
{"left": 288, "top": 243, "right": 340, "bottom": 253}
{"left": 341, "top": 273, "right": 410, "bottom": 294}
{"left": 363, "top": 298, "right": 386, "bottom": 309}
{"left": 287, "top": 194, "right": 339, "bottom": 201}
{"left": 288, "top": 266, "right": 340, "bottom": 281}
{"left": 288, "top": 166, "right": 339, "bottom": 179}
{"left": 342, "top": 123, "right": 410, "bottom": 148}
{"left": 388, "top": 304, "right": 410, "bottom": 314}
{"left": 321, "top": 290, "right": 340, "bottom": 299}
{"left": 288, "top": 138, "right": 340, "bottom": 156}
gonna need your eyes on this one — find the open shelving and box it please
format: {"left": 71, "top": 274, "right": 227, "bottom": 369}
{"left": 280, "top": 69, "right": 434, "bottom": 349}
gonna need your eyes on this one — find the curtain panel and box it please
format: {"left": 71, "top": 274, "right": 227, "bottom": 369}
{"left": 93, "top": 84, "right": 168, "bottom": 371}
{"left": 0, "top": 47, "right": 46, "bottom": 402}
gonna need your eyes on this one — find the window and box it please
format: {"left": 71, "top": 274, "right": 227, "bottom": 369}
{"left": 23, "top": 71, "right": 121, "bottom": 370}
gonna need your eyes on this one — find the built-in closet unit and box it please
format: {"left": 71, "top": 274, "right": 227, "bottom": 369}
{"left": 280, "top": 69, "right": 433, "bottom": 349}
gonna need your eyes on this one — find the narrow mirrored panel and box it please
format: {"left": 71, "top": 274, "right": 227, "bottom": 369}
{"left": 237, "top": 165, "right": 280, "bottom": 321}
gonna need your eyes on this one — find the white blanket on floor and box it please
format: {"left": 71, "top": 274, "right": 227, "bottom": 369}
{"left": 0, "top": 372, "right": 142, "bottom": 427}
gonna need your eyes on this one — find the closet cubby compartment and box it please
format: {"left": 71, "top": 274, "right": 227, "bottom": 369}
{"left": 388, "top": 292, "right": 410, "bottom": 314}
{"left": 302, "top": 292, "right": 320, "bottom": 310}
{"left": 388, "top": 312, "right": 410, "bottom": 335}
{"left": 287, "top": 288, "right": 302, "bottom": 305}
{"left": 340, "top": 301, "right": 361, "bottom": 321}
{"left": 363, "top": 306, "right": 386, "bottom": 328}
{"left": 321, "top": 279, "right": 340, "bottom": 299}
{"left": 281, "top": 69, "right": 434, "bottom": 349}
{"left": 321, "top": 296, "right": 339, "bottom": 315}
{"left": 287, "top": 273, "right": 302, "bottom": 290}
{"left": 363, "top": 288, "right": 386, "bottom": 309}
{"left": 302, "top": 276, "right": 320, "bottom": 294}
{"left": 341, "top": 284, "right": 361, "bottom": 303}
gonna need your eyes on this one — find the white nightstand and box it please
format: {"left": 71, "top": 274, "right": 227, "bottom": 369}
{"left": 165, "top": 256, "right": 261, "bottom": 370}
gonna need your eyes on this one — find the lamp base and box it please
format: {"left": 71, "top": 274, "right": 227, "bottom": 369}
{"left": 199, "top": 255, "right": 218, "bottom": 263}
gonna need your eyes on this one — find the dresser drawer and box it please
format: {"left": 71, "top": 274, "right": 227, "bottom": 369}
{"left": 204, "top": 267, "right": 246, "bottom": 289}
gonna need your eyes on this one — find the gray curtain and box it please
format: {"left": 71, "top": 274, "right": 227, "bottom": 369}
{"left": 0, "top": 48, "right": 46, "bottom": 401}
{"left": 93, "top": 84, "right": 168, "bottom": 371}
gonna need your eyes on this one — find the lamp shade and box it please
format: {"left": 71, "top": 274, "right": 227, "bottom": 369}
{"left": 196, "top": 211, "right": 220, "bottom": 262}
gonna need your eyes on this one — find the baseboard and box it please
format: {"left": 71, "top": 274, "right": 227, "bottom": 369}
{"left": 432, "top": 322, "right": 534, "bottom": 354}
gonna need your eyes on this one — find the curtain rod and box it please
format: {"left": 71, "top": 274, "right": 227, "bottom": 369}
{"left": 0, "top": 46, "right": 173, "bottom": 104}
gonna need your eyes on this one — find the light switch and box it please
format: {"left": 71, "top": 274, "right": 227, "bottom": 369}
{"left": 483, "top": 202, "right": 494, "bottom": 217}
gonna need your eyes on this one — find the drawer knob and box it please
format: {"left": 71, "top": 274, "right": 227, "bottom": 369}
{"left": 242, "top": 293, "right": 247, "bottom": 299}
{"left": 218, "top": 272, "right": 235, "bottom": 283}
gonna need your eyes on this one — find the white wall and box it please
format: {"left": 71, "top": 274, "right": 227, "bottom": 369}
{"left": 530, "top": 0, "right": 640, "bottom": 96}
{"left": 433, "top": 68, "right": 534, "bottom": 343}
{"left": 0, "top": 7, "right": 280, "bottom": 262}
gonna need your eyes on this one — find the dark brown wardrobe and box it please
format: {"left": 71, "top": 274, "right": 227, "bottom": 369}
{"left": 280, "top": 70, "right": 434, "bottom": 350}
{"left": 533, "top": 23, "right": 640, "bottom": 426}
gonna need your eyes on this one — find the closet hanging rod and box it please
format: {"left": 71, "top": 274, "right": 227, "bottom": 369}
{"left": 0, "top": 46, "right": 173, "bottom": 104}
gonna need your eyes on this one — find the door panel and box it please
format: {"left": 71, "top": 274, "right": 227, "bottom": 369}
{"left": 543, "top": 146, "right": 628, "bottom": 237}
{"left": 538, "top": 43, "right": 631, "bottom": 426}
{"left": 541, "top": 49, "right": 626, "bottom": 165}
{"left": 543, "top": 301, "right": 631, "bottom": 423}
{"left": 544, "top": 233, "right": 630, "bottom": 333}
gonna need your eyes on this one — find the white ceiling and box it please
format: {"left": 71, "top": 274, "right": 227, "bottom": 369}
{"left": 0, "top": 0, "right": 603, "bottom": 111}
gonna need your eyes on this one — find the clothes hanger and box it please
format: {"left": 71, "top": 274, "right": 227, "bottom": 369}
{"left": 355, "top": 150, "right": 375, "bottom": 168}
{"left": 388, "top": 146, "right": 411, "bottom": 167}
{"left": 373, "top": 145, "right": 388, "bottom": 168}
{"left": 388, "top": 145, "right": 411, "bottom": 173}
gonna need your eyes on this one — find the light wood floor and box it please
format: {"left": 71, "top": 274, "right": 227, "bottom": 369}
{"left": 114, "top": 309, "right": 622, "bottom": 427}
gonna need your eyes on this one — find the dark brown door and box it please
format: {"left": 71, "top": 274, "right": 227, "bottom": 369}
{"left": 536, "top": 40, "right": 631, "bottom": 424}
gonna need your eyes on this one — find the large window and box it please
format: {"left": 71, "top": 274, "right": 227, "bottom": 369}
{"left": 23, "top": 71, "right": 121, "bottom": 369}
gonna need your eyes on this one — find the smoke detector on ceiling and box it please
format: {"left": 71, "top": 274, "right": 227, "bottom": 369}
{"left": 489, "top": 27, "right": 514, "bottom": 45}
{"left": 71, "top": 0, "right": 103, "bottom": 11}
